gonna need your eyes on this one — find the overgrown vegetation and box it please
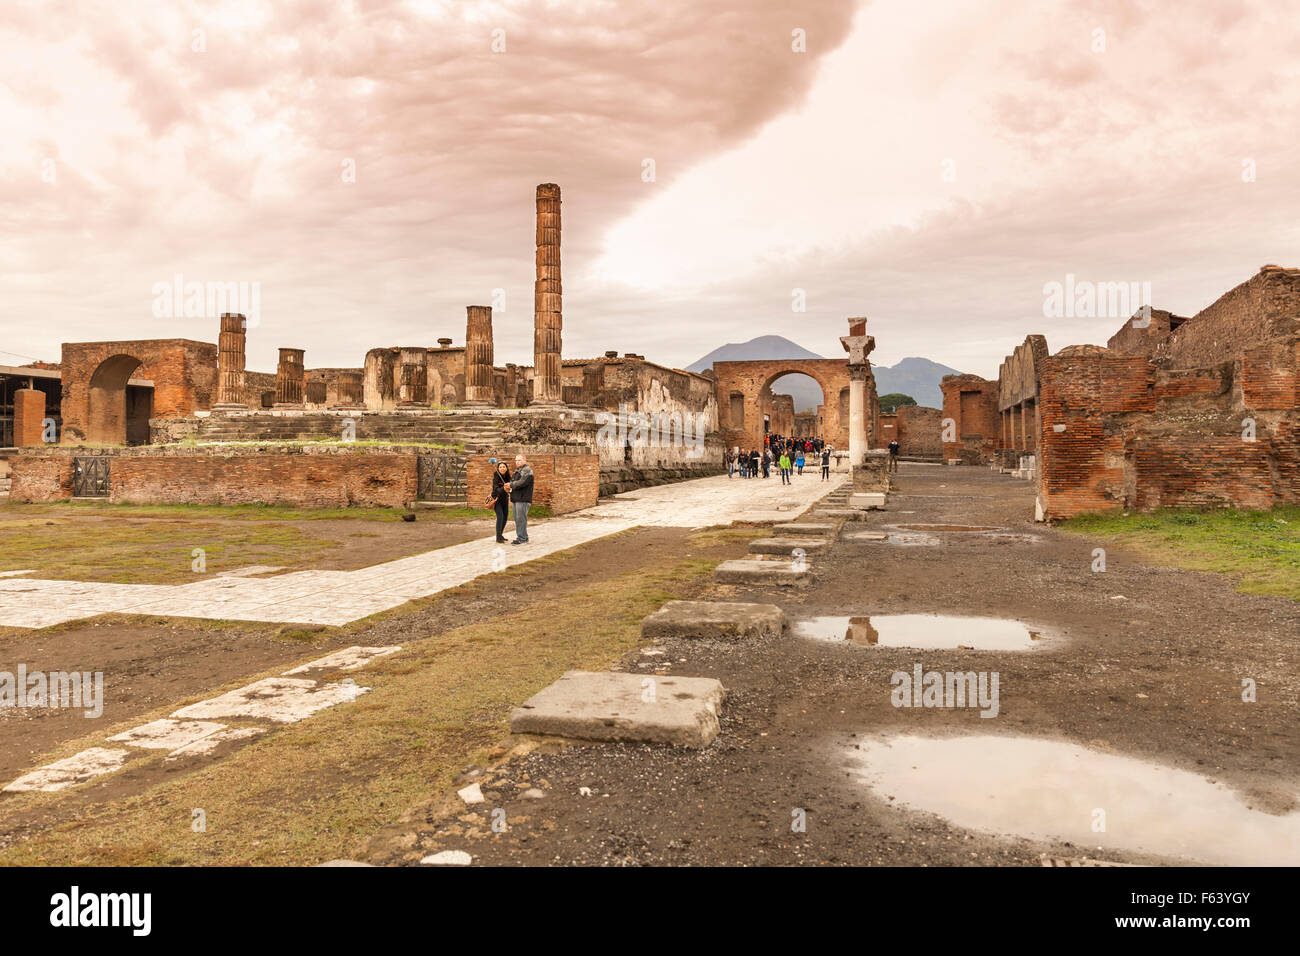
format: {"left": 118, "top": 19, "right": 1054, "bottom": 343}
{"left": 1063, "top": 506, "right": 1300, "bottom": 601}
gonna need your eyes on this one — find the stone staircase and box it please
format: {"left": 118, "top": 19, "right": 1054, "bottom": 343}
{"left": 183, "top": 412, "right": 506, "bottom": 451}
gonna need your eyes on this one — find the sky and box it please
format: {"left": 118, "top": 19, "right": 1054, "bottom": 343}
{"left": 2, "top": 0, "right": 1297, "bottom": 380}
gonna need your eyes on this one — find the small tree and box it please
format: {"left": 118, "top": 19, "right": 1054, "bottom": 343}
{"left": 879, "top": 393, "right": 918, "bottom": 414}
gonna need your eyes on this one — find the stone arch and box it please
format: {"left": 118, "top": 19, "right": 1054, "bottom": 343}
{"left": 86, "top": 354, "right": 147, "bottom": 444}
{"left": 711, "top": 358, "right": 859, "bottom": 451}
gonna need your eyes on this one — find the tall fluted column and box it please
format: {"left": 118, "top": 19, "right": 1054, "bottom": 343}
{"left": 532, "top": 183, "right": 563, "bottom": 404}
{"left": 397, "top": 347, "right": 427, "bottom": 406}
{"left": 216, "top": 313, "right": 247, "bottom": 408}
{"left": 464, "top": 305, "right": 495, "bottom": 405}
{"left": 274, "top": 348, "right": 305, "bottom": 405}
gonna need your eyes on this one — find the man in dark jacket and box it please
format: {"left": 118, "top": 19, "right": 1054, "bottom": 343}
{"left": 506, "top": 454, "right": 534, "bottom": 545}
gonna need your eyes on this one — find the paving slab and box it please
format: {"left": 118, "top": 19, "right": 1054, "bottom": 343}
{"left": 849, "top": 493, "right": 887, "bottom": 509}
{"left": 772, "top": 522, "right": 837, "bottom": 535}
{"left": 165, "top": 726, "right": 266, "bottom": 760}
{"left": 108, "top": 718, "right": 227, "bottom": 750}
{"left": 510, "top": 670, "right": 726, "bottom": 747}
{"left": 714, "top": 559, "right": 810, "bottom": 586}
{"left": 748, "top": 536, "right": 829, "bottom": 555}
{"left": 172, "top": 677, "right": 368, "bottom": 724}
{"left": 640, "top": 600, "right": 786, "bottom": 641}
{"left": 3, "top": 747, "right": 131, "bottom": 793}
{"left": 283, "top": 645, "right": 402, "bottom": 675}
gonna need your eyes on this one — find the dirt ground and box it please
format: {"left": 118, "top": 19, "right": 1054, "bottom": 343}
{"left": 362, "top": 463, "right": 1300, "bottom": 866}
{"left": 2, "top": 464, "right": 1297, "bottom": 866}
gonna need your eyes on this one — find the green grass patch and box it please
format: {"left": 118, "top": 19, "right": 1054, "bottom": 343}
{"left": 1063, "top": 506, "right": 1300, "bottom": 601}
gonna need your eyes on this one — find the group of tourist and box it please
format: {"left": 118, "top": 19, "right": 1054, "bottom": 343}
{"left": 727, "top": 436, "right": 836, "bottom": 483}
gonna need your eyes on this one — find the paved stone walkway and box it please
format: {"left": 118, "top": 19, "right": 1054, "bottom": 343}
{"left": 0, "top": 472, "right": 843, "bottom": 629}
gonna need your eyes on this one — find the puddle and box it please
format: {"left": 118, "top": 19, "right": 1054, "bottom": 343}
{"left": 844, "top": 531, "right": 940, "bottom": 546}
{"left": 793, "top": 614, "right": 1046, "bottom": 649}
{"left": 894, "top": 524, "right": 1002, "bottom": 533}
{"left": 849, "top": 734, "right": 1300, "bottom": 866}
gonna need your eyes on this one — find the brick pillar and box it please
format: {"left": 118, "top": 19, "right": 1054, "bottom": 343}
{"left": 398, "top": 347, "right": 427, "bottom": 405}
{"left": 215, "top": 312, "right": 247, "bottom": 408}
{"left": 532, "top": 183, "right": 563, "bottom": 405}
{"left": 13, "top": 388, "right": 46, "bottom": 446}
{"left": 464, "top": 305, "right": 495, "bottom": 405}
{"left": 275, "top": 348, "right": 305, "bottom": 405}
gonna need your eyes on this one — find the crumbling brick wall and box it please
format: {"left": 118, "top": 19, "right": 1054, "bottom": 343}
{"left": 896, "top": 405, "right": 943, "bottom": 458}
{"left": 1154, "top": 266, "right": 1300, "bottom": 369}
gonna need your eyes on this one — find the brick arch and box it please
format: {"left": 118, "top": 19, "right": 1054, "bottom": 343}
{"left": 712, "top": 358, "right": 862, "bottom": 451}
{"left": 60, "top": 339, "right": 217, "bottom": 445}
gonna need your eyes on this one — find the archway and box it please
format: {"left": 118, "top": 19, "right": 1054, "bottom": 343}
{"left": 87, "top": 354, "right": 149, "bottom": 445}
{"left": 711, "top": 357, "right": 860, "bottom": 452}
{"left": 762, "top": 371, "right": 822, "bottom": 442}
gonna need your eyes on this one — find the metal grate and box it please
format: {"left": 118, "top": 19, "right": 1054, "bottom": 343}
{"left": 416, "top": 454, "right": 467, "bottom": 502}
{"left": 72, "top": 456, "right": 111, "bottom": 497}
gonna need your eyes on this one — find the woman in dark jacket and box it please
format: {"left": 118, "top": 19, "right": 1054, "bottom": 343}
{"left": 488, "top": 460, "right": 511, "bottom": 543}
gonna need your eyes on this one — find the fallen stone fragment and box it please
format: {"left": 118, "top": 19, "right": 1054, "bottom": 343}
{"left": 510, "top": 670, "right": 726, "bottom": 747}
{"left": 457, "top": 782, "right": 485, "bottom": 805}
{"left": 641, "top": 600, "right": 786, "bottom": 642}
{"left": 317, "top": 859, "right": 375, "bottom": 867}
{"left": 421, "top": 850, "right": 472, "bottom": 866}
{"left": 3, "top": 747, "right": 130, "bottom": 793}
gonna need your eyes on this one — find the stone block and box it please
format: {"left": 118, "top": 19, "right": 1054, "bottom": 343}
{"left": 641, "top": 600, "right": 786, "bottom": 641}
{"left": 715, "top": 558, "right": 810, "bottom": 585}
{"left": 772, "top": 522, "right": 836, "bottom": 535}
{"left": 748, "top": 536, "right": 828, "bottom": 554}
{"left": 509, "top": 670, "right": 726, "bottom": 747}
{"left": 849, "top": 492, "right": 886, "bottom": 509}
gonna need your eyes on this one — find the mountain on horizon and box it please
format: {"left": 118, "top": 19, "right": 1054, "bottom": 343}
{"left": 686, "top": 336, "right": 962, "bottom": 412}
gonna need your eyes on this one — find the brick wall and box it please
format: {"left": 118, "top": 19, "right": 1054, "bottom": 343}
{"left": 466, "top": 448, "right": 599, "bottom": 514}
{"left": 1155, "top": 266, "right": 1300, "bottom": 369}
{"left": 9, "top": 454, "right": 76, "bottom": 501}
{"left": 940, "top": 374, "right": 999, "bottom": 463}
{"left": 712, "top": 358, "right": 856, "bottom": 451}
{"left": 896, "top": 405, "right": 943, "bottom": 457}
{"left": 13, "top": 389, "right": 45, "bottom": 446}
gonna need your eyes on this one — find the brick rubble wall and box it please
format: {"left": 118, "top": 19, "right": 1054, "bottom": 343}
{"left": 466, "top": 450, "right": 599, "bottom": 515}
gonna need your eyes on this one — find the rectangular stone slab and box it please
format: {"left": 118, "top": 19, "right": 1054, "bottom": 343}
{"left": 772, "top": 522, "right": 836, "bottom": 535}
{"left": 714, "top": 559, "right": 810, "bottom": 585}
{"left": 848, "top": 493, "right": 886, "bottom": 509}
{"left": 510, "top": 670, "right": 726, "bottom": 747}
{"left": 641, "top": 600, "right": 786, "bottom": 641}
{"left": 748, "top": 536, "right": 829, "bottom": 554}
{"left": 811, "top": 509, "right": 869, "bottom": 520}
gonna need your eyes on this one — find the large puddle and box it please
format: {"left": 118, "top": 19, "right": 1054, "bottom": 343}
{"left": 849, "top": 734, "right": 1300, "bottom": 866}
{"left": 794, "top": 614, "right": 1046, "bottom": 649}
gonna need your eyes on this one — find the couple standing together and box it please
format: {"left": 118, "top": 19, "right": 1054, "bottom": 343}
{"left": 488, "top": 454, "right": 534, "bottom": 545}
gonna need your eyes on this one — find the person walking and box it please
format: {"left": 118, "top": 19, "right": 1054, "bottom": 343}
{"left": 506, "top": 453, "right": 533, "bottom": 545}
{"left": 761, "top": 448, "right": 772, "bottom": 478}
{"left": 821, "top": 446, "right": 831, "bottom": 480}
{"left": 888, "top": 438, "right": 901, "bottom": 473}
{"left": 726, "top": 448, "right": 735, "bottom": 478}
{"left": 751, "top": 449, "right": 760, "bottom": 478}
{"left": 487, "top": 460, "right": 511, "bottom": 543}
{"left": 795, "top": 450, "right": 805, "bottom": 476}
{"left": 778, "top": 449, "right": 792, "bottom": 484}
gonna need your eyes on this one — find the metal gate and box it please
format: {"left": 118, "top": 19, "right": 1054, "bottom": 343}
{"left": 416, "top": 454, "right": 466, "bottom": 502}
{"left": 73, "top": 456, "right": 111, "bottom": 497}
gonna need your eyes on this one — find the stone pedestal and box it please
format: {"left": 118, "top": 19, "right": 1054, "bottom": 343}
{"left": 851, "top": 449, "right": 891, "bottom": 494}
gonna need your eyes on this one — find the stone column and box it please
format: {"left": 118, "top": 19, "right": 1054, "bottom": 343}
{"left": 215, "top": 312, "right": 247, "bottom": 409}
{"left": 532, "top": 183, "right": 563, "bottom": 404}
{"left": 504, "top": 363, "right": 518, "bottom": 408}
{"left": 464, "top": 305, "right": 495, "bottom": 405}
{"left": 582, "top": 362, "right": 604, "bottom": 406}
{"left": 397, "top": 347, "right": 427, "bottom": 406}
{"left": 840, "top": 318, "right": 875, "bottom": 468}
{"left": 13, "top": 387, "right": 46, "bottom": 446}
{"left": 274, "top": 348, "right": 305, "bottom": 405}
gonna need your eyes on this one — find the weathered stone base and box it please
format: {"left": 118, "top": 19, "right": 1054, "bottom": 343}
{"left": 748, "top": 536, "right": 829, "bottom": 554}
{"left": 849, "top": 493, "right": 886, "bottom": 510}
{"left": 509, "top": 670, "right": 726, "bottom": 747}
{"left": 773, "top": 522, "right": 837, "bottom": 535}
{"left": 714, "top": 558, "right": 810, "bottom": 585}
{"left": 641, "top": 600, "right": 786, "bottom": 641}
